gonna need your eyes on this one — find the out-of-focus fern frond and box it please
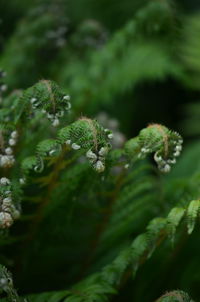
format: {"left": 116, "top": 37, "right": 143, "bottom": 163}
{"left": 181, "top": 14, "right": 200, "bottom": 89}
{"left": 26, "top": 198, "right": 200, "bottom": 302}
{"left": 58, "top": 0, "right": 181, "bottom": 113}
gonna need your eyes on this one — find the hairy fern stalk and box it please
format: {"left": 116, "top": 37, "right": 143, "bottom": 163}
{"left": 1, "top": 0, "right": 200, "bottom": 301}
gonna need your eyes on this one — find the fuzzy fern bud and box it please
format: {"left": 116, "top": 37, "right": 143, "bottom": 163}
{"left": 156, "top": 290, "right": 194, "bottom": 302}
{"left": 21, "top": 80, "right": 71, "bottom": 126}
{"left": 0, "top": 265, "right": 13, "bottom": 293}
{"left": 0, "top": 128, "right": 18, "bottom": 168}
{"left": 125, "top": 124, "right": 183, "bottom": 172}
{"left": 0, "top": 177, "right": 20, "bottom": 229}
{"left": 0, "top": 265, "right": 22, "bottom": 302}
{"left": 58, "top": 117, "right": 112, "bottom": 172}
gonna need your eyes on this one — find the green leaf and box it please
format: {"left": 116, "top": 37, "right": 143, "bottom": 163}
{"left": 166, "top": 207, "right": 186, "bottom": 241}
{"left": 187, "top": 199, "right": 200, "bottom": 234}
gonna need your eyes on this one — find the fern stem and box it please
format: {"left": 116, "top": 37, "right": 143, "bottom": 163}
{"left": 78, "top": 170, "right": 126, "bottom": 278}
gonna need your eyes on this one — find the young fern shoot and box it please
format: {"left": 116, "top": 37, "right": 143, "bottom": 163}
{"left": 155, "top": 291, "right": 194, "bottom": 302}
{"left": 58, "top": 117, "right": 113, "bottom": 172}
{"left": 0, "top": 264, "right": 26, "bottom": 302}
{"left": 125, "top": 123, "right": 183, "bottom": 172}
{"left": 20, "top": 80, "right": 71, "bottom": 126}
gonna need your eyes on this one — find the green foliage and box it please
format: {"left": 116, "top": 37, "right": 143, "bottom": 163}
{"left": 0, "top": 0, "right": 68, "bottom": 88}
{"left": 58, "top": 0, "right": 181, "bottom": 113}
{"left": 22, "top": 198, "right": 198, "bottom": 302}
{"left": 1, "top": 0, "right": 200, "bottom": 301}
{"left": 180, "top": 13, "right": 200, "bottom": 88}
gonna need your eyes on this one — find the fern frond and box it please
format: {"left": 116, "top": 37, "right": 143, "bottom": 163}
{"left": 166, "top": 207, "right": 185, "bottom": 241}
{"left": 186, "top": 199, "right": 200, "bottom": 234}
{"left": 28, "top": 198, "right": 200, "bottom": 302}
{"left": 59, "top": 0, "right": 180, "bottom": 113}
{"left": 36, "top": 139, "right": 60, "bottom": 158}
{"left": 180, "top": 13, "right": 200, "bottom": 89}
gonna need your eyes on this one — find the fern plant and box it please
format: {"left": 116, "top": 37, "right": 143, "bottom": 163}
{"left": 0, "top": 76, "right": 192, "bottom": 302}
{"left": 1, "top": 0, "right": 200, "bottom": 301}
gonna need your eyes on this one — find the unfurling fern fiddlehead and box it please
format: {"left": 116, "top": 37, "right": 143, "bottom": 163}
{"left": 155, "top": 290, "right": 194, "bottom": 302}
{"left": 0, "top": 126, "right": 18, "bottom": 168}
{"left": 125, "top": 123, "right": 183, "bottom": 172}
{"left": 0, "top": 177, "right": 20, "bottom": 229}
{"left": 58, "top": 117, "right": 113, "bottom": 172}
{"left": 0, "top": 88, "right": 21, "bottom": 229}
{"left": 0, "top": 264, "right": 26, "bottom": 302}
{"left": 17, "top": 79, "right": 71, "bottom": 126}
